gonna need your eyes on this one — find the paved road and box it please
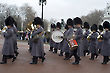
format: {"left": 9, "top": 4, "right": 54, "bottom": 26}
{"left": 0, "top": 37, "right": 110, "bottom": 73}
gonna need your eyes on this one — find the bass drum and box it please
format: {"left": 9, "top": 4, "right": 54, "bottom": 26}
{"left": 52, "top": 30, "right": 64, "bottom": 43}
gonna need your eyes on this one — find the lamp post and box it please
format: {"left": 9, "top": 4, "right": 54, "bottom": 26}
{"left": 39, "top": 0, "right": 47, "bottom": 20}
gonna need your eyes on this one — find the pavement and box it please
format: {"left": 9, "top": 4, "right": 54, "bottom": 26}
{"left": 0, "top": 35, "right": 110, "bottom": 73}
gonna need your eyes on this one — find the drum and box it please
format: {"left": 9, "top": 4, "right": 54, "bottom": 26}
{"left": 68, "top": 39, "right": 78, "bottom": 51}
{"left": 51, "top": 30, "right": 64, "bottom": 43}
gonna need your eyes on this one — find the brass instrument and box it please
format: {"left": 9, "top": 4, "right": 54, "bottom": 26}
{"left": 26, "top": 22, "right": 35, "bottom": 31}
{"left": 1, "top": 26, "right": 7, "bottom": 33}
{"left": 97, "top": 31, "right": 105, "bottom": 41}
{"left": 87, "top": 32, "right": 93, "bottom": 40}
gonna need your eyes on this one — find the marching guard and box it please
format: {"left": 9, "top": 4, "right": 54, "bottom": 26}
{"left": 101, "top": 21, "right": 110, "bottom": 64}
{"left": 49, "top": 23, "right": 56, "bottom": 52}
{"left": 88, "top": 24, "right": 98, "bottom": 60}
{"left": 53, "top": 22, "right": 62, "bottom": 54}
{"left": 97, "top": 25, "right": 103, "bottom": 54}
{"left": 30, "top": 17, "right": 45, "bottom": 64}
{"left": 0, "top": 16, "right": 16, "bottom": 64}
{"left": 12, "top": 19, "right": 19, "bottom": 58}
{"left": 70, "top": 17, "right": 83, "bottom": 65}
{"left": 82, "top": 22, "right": 90, "bottom": 56}
{"left": 61, "top": 18, "right": 74, "bottom": 60}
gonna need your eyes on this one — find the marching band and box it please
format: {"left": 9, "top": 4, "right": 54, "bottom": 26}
{"left": 0, "top": 16, "right": 110, "bottom": 65}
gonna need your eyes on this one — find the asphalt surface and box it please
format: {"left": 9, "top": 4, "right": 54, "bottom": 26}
{"left": 0, "top": 36, "right": 110, "bottom": 73}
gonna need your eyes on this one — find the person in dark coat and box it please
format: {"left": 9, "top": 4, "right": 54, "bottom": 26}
{"left": 53, "top": 22, "right": 62, "bottom": 54}
{"left": 12, "top": 19, "right": 19, "bottom": 57}
{"left": 30, "top": 17, "right": 45, "bottom": 64}
{"left": 0, "top": 16, "right": 16, "bottom": 64}
{"left": 89, "top": 24, "right": 98, "bottom": 60}
{"left": 49, "top": 23, "right": 56, "bottom": 52}
{"left": 62, "top": 18, "right": 74, "bottom": 60}
{"left": 82, "top": 22, "right": 90, "bottom": 56}
{"left": 71, "top": 17, "right": 83, "bottom": 65}
{"left": 101, "top": 21, "right": 110, "bottom": 64}
{"left": 97, "top": 25, "right": 103, "bottom": 54}
{"left": 61, "top": 25, "right": 69, "bottom": 58}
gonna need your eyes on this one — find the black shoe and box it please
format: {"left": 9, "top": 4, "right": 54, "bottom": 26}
{"left": 30, "top": 62, "right": 37, "bottom": 64}
{"left": 49, "top": 50, "right": 53, "bottom": 52}
{"left": 89, "top": 58, "right": 94, "bottom": 60}
{"left": 53, "top": 51, "right": 57, "bottom": 54}
{"left": 42, "top": 57, "right": 45, "bottom": 63}
{"left": 12, "top": 57, "right": 16, "bottom": 62}
{"left": 59, "top": 54, "right": 63, "bottom": 56}
{"left": 64, "top": 57, "right": 70, "bottom": 60}
{"left": 107, "top": 59, "right": 110, "bottom": 62}
{"left": 0, "top": 61, "right": 7, "bottom": 64}
{"left": 72, "top": 62, "right": 79, "bottom": 65}
{"left": 102, "top": 62, "right": 107, "bottom": 64}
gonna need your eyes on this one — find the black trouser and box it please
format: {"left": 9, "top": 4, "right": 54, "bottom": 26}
{"left": 90, "top": 53, "right": 95, "bottom": 60}
{"left": 59, "top": 50, "right": 63, "bottom": 56}
{"left": 14, "top": 51, "right": 19, "bottom": 56}
{"left": 83, "top": 50, "right": 90, "bottom": 56}
{"left": 70, "top": 48, "right": 80, "bottom": 62}
{"left": 65, "top": 52, "right": 69, "bottom": 58}
{"left": 98, "top": 49, "right": 101, "bottom": 54}
{"left": 103, "top": 56, "right": 109, "bottom": 63}
{"left": 49, "top": 47, "right": 53, "bottom": 51}
{"left": 2, "top": 55, "right": 7, "bottom": 63}
{"left": 90, "top": 53, "right": 98, "bottom": 60}
{"left": 32, "top": 56, "right": 38, "bottom": 63}
{"left": 53, "top": 48, "right": 58, "bottom": 53}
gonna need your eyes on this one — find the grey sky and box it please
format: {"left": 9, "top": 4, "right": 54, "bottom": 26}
{"left": 0, "top": 0, "right": 109, "bottom": 21}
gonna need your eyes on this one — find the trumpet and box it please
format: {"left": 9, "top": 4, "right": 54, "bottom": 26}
{"left": 87, "top": 32, "right": 93, "bottom": 40}
{"left": 1, "top": 26, "right": 7, "bottom": 33}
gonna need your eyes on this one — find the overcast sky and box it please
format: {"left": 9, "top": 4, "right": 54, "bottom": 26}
{"left": 0, "top": 0, "right": 109, "bottom": 21}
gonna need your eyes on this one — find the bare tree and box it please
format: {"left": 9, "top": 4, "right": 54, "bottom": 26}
{"left": 43, "top": 19, "right": 49, "bottom": 31}
{"left": 49, "top": 18, "right": 57, "bottom": 24}
{"left": 20, "top": 4, "right": 36, "bottom": 30}
{"left": 81, "top": 9, "right": 104, "bottom": 26}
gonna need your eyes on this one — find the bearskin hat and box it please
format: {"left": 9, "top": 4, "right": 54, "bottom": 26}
{"left": 56, "top": 22, "right": 61, "bottom": 29}
{"left": 103, "top": 21, "right": 110, "bottom": 29}
{"left": 65, "top": 24, "right": 69, "bottom": 30}
{"left": 91, "top": 24, "right": 97, "bottom": 31}
{"left": 5, "top": 16, "right": 14, "bottom": 26}
{"left": 67, "top": 18, "right": 73, "bottom": 27}
{"left": 98, "top": 25, "right": 103, "bottom": 31}
{"left": 84, "top": 22, "right": 90, "bottom": 29}
{"left": 73, "top": 17, "right": 82, "bottom": 25}
{"left": 51, "top": 23, "right": 56, "bottom": 28}
{"left": 33, "top": 17, "right": 43, "bottom": 26}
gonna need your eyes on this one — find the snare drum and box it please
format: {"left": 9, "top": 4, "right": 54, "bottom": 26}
{"left": 68, "top": 39, "right": 78, "bottom": 51}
